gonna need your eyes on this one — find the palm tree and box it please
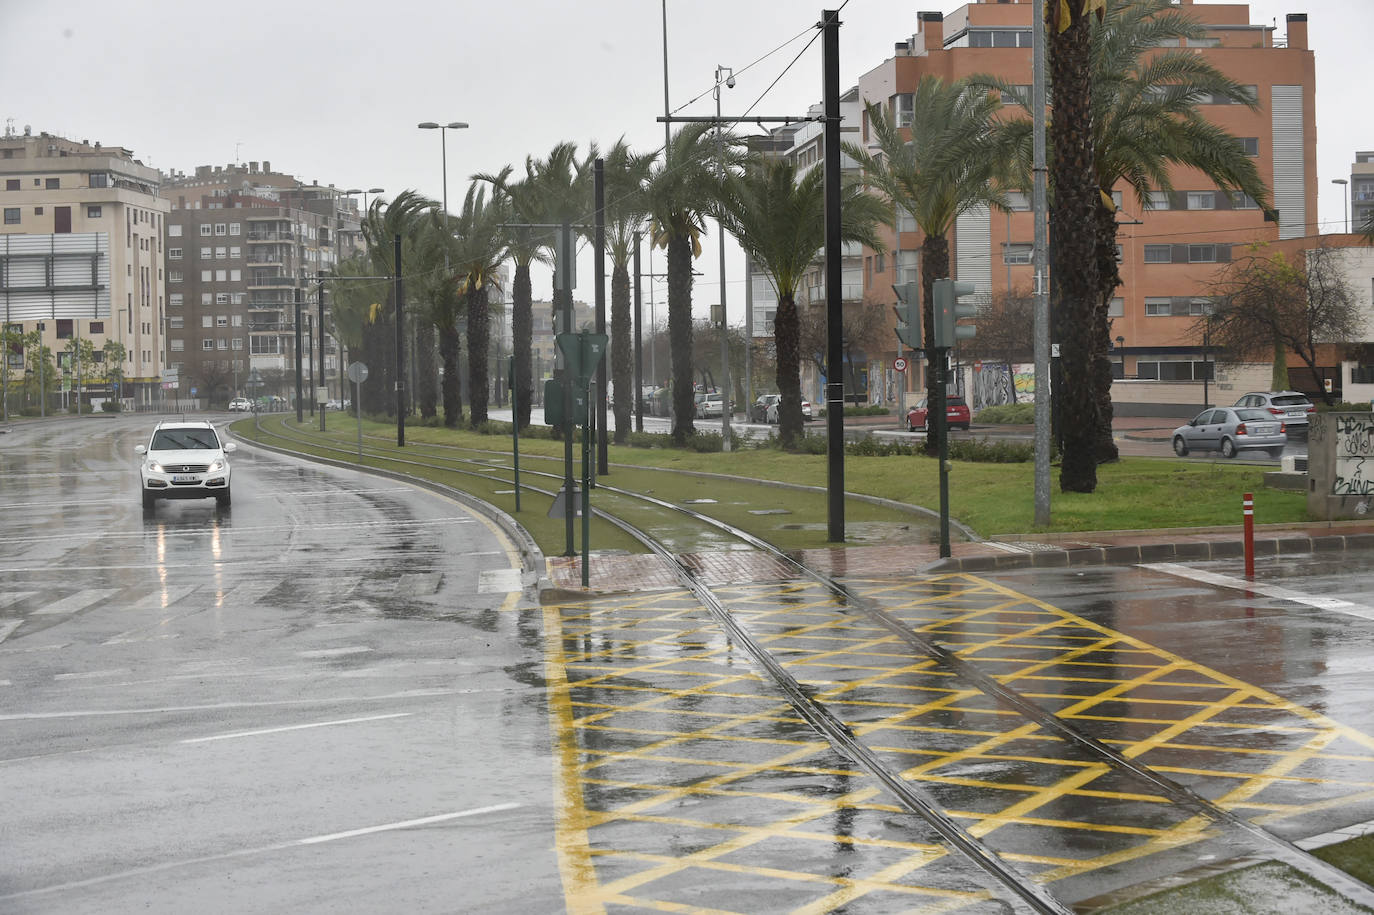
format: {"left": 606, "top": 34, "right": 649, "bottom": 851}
{"left": 602, "top": 139, "right": 655, "bottom": 443}
{"left": 475, "top": 163, "right": 547, "bottom": 430}
{"left": 714, "top": 158, "right": 889, "bottom": 447}
{"left": 975, "top": 0, "right": 1271, "bottom": 466}
{"left": 1046, "top": 0, "right": 1104, "bottom": 492}
{"left": 844, "top": 78, "right": 1012, "bottom": 455}
{"left": 352, "top": 191, "right": 432, "bottom": 416}
{"left": 447, "top": 181, "right": 509, "bottom": 427}
{"left": 643, "top": 124, "right": 744, "bottom": 445}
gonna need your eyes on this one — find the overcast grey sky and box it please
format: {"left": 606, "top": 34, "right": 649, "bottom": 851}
{"left": 4, "top": 0, "right": 1369, "bottom": 319}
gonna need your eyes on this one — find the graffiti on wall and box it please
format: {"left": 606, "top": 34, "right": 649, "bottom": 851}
{"left": 970, "top": 362, "right": 1037, "bottom": 410}
{"left": 1333, "top": 413, "right": 1374, "bottom": 496}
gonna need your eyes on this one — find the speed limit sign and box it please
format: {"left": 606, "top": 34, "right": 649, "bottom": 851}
{"left": 893, "top": 357, "right": 908, "bottom": 373}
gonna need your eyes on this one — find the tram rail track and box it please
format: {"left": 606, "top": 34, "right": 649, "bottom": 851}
{"left": 238, "top": 413, "right": 1374, "bottom": 913}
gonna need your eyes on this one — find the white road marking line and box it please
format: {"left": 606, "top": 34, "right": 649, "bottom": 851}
{"left": 1145, "top": 562, "right": 1374, "bottom": 621}
{"left": 0, "top": 802, "right": 524, "bottom": 903}
{"left": 129, "top": 585, "right": 200, "bottom": 612}
{"left": 478, "top": 568, "right": 523, "bottom": 593}
{"left": 297, "top": 646, "right": 373, "bottom": 659}
{"left": 181, "top": 712, "right": 410, "bottom": 744}
{"left": 0, "top": 687, "right": 468, "bottom": 721}
{"left": 0, "top": 591, "right": 36, "bottom": 609}
{"left": 0, "top": 515, "right": 475, "bottom": 549}
{"left": 295, "top": 803, "right": 522, "bottom": 845}
{"left": 32, "top": 588, "right": 120, "bottom": 616}
{"left": 986, "top": 541, "right": 1032, "bottom": 554}
{"left": 53, "top": 669, "right": 131, "bottom": 681}
{"left": 0, "top": 680, "right": 10, "bottom": 687}
{"left": 0, "top": 620, "right": 22, "bottom": 645}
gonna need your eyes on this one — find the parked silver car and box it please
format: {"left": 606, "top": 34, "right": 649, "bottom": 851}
{"left": 1172, "top": 407, "right": 1286, "bottom": 459}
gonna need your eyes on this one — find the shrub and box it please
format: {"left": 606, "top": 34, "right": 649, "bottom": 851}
{"left": 1314, "top": 401, "right": 1373, "bottom": 413}
{"left": 100, "top": 400, "right": 122, "bottom": 413}
{"left": 625, "top": 430, "right": 670, "bottom": 449}
{"left": 975, "top": 402, "right": 1034, "bottom": 424}
{"left": 947, "top": 437, "right": 1034, "bottom": 462}
{"left": 817, "top": 405, "right": 891, "bottom": 418}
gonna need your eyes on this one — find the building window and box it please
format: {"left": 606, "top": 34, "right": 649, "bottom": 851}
{"left": 217, "top": 338, "right": 228, "bottom": 351}
{"left": 216, "top": 294, "right": 230, "bottom": 305}
{"left": 1005, "top": 191, "right": 1030, "bottom": 211}
{"left": 231, "top": 338, "right": 244, "bottom": 351}
{"left": 1146, "top": 190, "right": 1171, "bottom": 211}
{"left": 171, "top": 339, "right": 185, "bottom": 352}
{"left": 89, "top": 173, "right": 108, "bottom": 188}
{"left": 56, "top": 319, "right": 74, "bottom": 339}
{"left": 5, "top": 178, "right": 18, "bottom": 191}
{"left": 229, "top": 223, "right": 241, "bottom": 235}
{"left": 215, "top": 270, "right": 227, "bottom": 282}
{"left": 1229, "top": 192, "right": 1259, "bottom": 209}
{"left": 1187, "top": 192, "right": 1215, "bottom": 210}
{"left": 231, "top": 314, "right": 243, "bottom": 327}
{"left": 202, "top": 339, "right": 215, "bottom": 351}
{"left": 201, "top": 293, "right": 213, "bottom": 305}
{"left": 169, "top": 270, "right": 182, "bottom": 283}
{"left": 89, "top": 321, "right": 104, "bottom": 335}
{"left": 215, "top": 223, "right": 227, "bottom": 236}
{"left": 200, "top": 246, "right": 211, "bottom": 259}
{"left": 1144, "top": 245, "right": 1171, "bottom": 263}
{"left": 229, "top": 269, "right": 241, "bottom": 282}
{"left": 215, "top": 247, "right": 227, "bottom": 259}
{"left": 201, "top": 270, "right": 212, "bottom": 282}
{"left": 217, "top": 315, "right": 229, "bottom": 327}
{"left": 3, "top": 208, "right": 18, "bottom": 225}
{"left": 87, "top": 206, "right": 102, "bottom": 218}
{"left": 229, "top": 246, "right": 241, "bottom": 259}
{"left": 1188, "top": 36, "right": 1221, "bottom": 48}
{"left": 1002, "top": 243, "right": 1032, "bottom": 265}
{"left": 1188, "top": 244, "right": 1216, "bottom": 263}
{"left": 1108, "top": 297, "right": 1124, "bottom": 317}
{"left": 1144, "top": 297, "right": 1172, "bottom": 316}
{"left": 202, "top": 316, "right": 213, "bottom": 328}
{"left": 170, "top": 316, "right": 184, "bottom": 329}
{"left": 1236, "top": 137, "right": 1259, "bottom": 156}
{"left": 169, "top": 247, "right": 182, "bottom": 259}
{"left": 169, "top": 224, "right": 183, "bottom": 237}
{"left": 1188, "top": 299, "right": 1213, "bottom": 316}
{"left": 894, "top": 93, "right": 914, "bottom": 127}
{"left": 169, "top": 293, "right": 183, "bottom": 307}
{"left": 200, "top": 224, "right": 212, "bottom": 236}
{"left": 45, "top": 178, "right": 59, "bottom": 189}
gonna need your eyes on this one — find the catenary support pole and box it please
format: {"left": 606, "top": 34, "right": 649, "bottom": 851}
{"left": 822, "top": 8, "right": 845, "bottom": 543}
{"left": 318, "top": 275, "right": 327, "bottom": 433}
{"left": 634, "top": 233, "right": 644, "bottom": 432}
{"left": 1032, "top": 0, "right": 1051, "bottom": 527}
{"left": 394, "top": 234, "right": 405, "bottom": 447}
{"left": 295, "top": 286, "right": 304, "bottom": 424}
{"left": 594, "top": 159, "right": 609, "bottom": 476}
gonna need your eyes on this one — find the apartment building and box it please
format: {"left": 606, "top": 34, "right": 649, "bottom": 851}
{"left": 0, "top": 129, "right": 168, "bottom": 409}
{"left": 159, "top": 162, "right": 362, "bottom": 407}
{"left": 1349, "top": 151, "right": 1374, "bottom": 236}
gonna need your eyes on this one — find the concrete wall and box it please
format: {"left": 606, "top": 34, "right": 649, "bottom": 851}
{"left": 1306, "top": 411, "right": 1374, "bottom": 520}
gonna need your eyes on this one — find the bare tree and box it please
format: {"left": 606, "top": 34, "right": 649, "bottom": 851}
{"left": 798, "top": 300, "right": 890, "bottom": 406}
{"left": 957, "top": 288, "right": 1035, "bottom": 401}
{"left": 1200, "top": 243, "right": 1361, "bottom": 404}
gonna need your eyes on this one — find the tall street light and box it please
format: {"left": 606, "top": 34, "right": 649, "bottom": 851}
{"left": 714, "top": 64, "right": 734, "bottom": 450}
{"left": 1333, "top": 178, "right": 1349, "bottom": 233}
{"left": 417, "top": 122, "right": 469, "bottom": 228}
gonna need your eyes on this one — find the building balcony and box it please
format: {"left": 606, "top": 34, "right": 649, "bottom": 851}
{"left": 246, "top": 276, "right": 298, "bottom": 290}
{"left": 805, "top": 284, "right": 865, "bottom": 303}
{"left": 246, "top": 229, "right": 295, "bottom": 242}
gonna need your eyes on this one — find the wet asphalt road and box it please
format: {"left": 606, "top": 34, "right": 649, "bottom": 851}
{"left": 0, "top": 415, "right": 555, "bottom": 913}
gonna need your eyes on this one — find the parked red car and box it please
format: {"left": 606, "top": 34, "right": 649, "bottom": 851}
{"left": 907, "top": 395, "right": 971, "bottom": 432}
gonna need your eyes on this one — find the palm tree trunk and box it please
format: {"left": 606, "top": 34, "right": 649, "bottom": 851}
{"left": 416, "top": 320, "right": 438, "bottom": 419}
{"left": 610, "top": 260, "right": 632, "bottom": 443}
{"left": 775, "top": 292, "right": 803, "bottom": 448}
{"left": 667, "top": 234, "right": 696, "bottom": 445}
{"left": 1051, "top": 1, "right": 1100, "bottom": 494}
{"left": 513, "top": 261, "right": 533, "bottom": 429}
{"left": 438, "top": 320, "right": 462, "bottom": 427}
{"left": 1093, "top": 204, "right": 1120, "bottom": 463}
{"left": 467, "top": 286, "right": 490, "bottom": 427}
{"left": 920, "top": 235, "right": 950, "bottom": 457}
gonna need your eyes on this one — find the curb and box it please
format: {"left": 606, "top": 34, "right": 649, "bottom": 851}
{"left": 924, "top": 531, "right": 1374, "bottom": 572}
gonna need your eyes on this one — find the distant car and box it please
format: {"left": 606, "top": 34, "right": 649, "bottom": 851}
{"left": 135, "top": 420, "right": 236, "bottom": 512}
{"left": 699, "top": 392, "right": 726, "bottom": 418}
{"left": 1172, "top": 406, "right": 1286, "bottom": 459}
{"left": 907, "top": 395, "right": 970, "bottom": 432}
{"left": 764, "top": 397, "right": 812, "bottom": 423}
{"left": 228, "top": 397, "right": 252, "bottom": 412}
{"left": 1233, "top": 391, "right": 1315, "bottom": 430}
{"left": 752, "top": 394, "right": 780, "bottom": 422}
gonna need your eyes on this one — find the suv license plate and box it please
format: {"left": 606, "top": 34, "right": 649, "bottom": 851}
{"left": 172, "top": 474, "right": 198, "bottom": 483}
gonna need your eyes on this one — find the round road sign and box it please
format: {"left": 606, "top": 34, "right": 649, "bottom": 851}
{"left": 346, "top": 362, "right": 369, "bottom": 384}
{"left": 893, "top": 357, "right": 907, "bottom": 373}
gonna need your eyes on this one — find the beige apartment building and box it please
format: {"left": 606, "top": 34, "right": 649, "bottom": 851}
{"left": 0, "top": 129, "right": 168, "bottom": 411}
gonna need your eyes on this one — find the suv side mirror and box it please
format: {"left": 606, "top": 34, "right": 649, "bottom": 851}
{"left": 223, "top": 442, "right": 237, "bottom": 453}
{"left": 135, "top": 444, "right": 147, "bottom": 455}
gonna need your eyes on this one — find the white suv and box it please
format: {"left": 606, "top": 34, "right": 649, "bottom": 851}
{"left": 135, "top": 420, "right": 236, "bottom": 511}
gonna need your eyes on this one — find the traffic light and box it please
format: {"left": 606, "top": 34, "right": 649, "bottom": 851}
{"left": 933, "top": 278, "right": 977, "bottom": 348}
{"left": 892, "top": 282, "right": 921, "bottom": 349}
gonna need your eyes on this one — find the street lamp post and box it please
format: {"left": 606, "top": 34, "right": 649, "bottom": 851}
{"left": 417, "top": 122, "right": 469, "bottom": 231}
{"left": 714, "top": 64, "right": 734, "bottom": 449}
{"left": 1333, "top": 178, "right": 1349, "bottom": 234}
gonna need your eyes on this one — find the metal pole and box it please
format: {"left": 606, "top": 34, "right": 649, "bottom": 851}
{"left": 1032, "top": 0, "right": 1051, "bottom": 527}
{"left": 394, "top": 234, "right": 405, "bottom": 447}
{"left": 594, "top": 158, "right": 609, "bottom": 475}
{"left": 561, "top": 222, "right": 576, "bottom": 558}
{"left": 716, "top": 64, "right": 732, "bottom": 451}
{"left": 295, "top": 286, "right": 303, "bottom": 423}
{"left": 318, "top": 276, "right": 326, "bottom": 433}
{"left": 938, "top": 350, "right": 952, "bottom": 558}
{"left": 661, "top": 0, "right": 672, "bottom": 155}
{"left": 821, "top": 8, "right": 845, "bottom": 542}
{"left": 355, "top": 379, "right": 363, "bottom": 460}
{"left": 744, "top": 255, "right": 753, "bottom": 422}
{"left": 633, "top": 232, "right": 644, "bottom": 432}
{"left": 1243, "top": 492, "right": 1255, "bottom": 578}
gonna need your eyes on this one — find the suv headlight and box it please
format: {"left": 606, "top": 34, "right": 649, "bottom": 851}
{"left": 209, "top": 458, "right": 226, "bottom": 472}
{"left": 147, "top": 460, "right": 165, "bottom": 472}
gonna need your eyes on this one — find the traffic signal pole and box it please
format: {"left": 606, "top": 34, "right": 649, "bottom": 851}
{"left": 937, "top": 347, "right": 952, "bottom": 558}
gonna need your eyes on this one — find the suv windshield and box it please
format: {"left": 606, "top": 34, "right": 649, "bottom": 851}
{"left": 151, "top": 428, "right": 220, "bottom": 450}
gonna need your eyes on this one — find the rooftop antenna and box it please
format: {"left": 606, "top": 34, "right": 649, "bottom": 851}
{"left": 234, "top": 140, "right": 243, "bottom": 165}
{"left": 4, "top": 118, "right": 13, "bottom": 138}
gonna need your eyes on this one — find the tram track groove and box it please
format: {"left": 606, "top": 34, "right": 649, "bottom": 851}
{"left": 238, "top": 414, "right": 1374, "bottom": 911}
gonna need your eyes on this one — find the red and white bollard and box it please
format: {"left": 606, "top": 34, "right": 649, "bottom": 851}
{"left": 1242, "top": 491, "right": 1255, "bottom": 579}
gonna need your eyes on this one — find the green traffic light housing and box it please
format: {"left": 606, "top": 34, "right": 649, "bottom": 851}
{"left": 933, "top": 278, "right": 978, "bottom": 348}
{"left": 892, "top": 282, "right": 921, "bottom": 349}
